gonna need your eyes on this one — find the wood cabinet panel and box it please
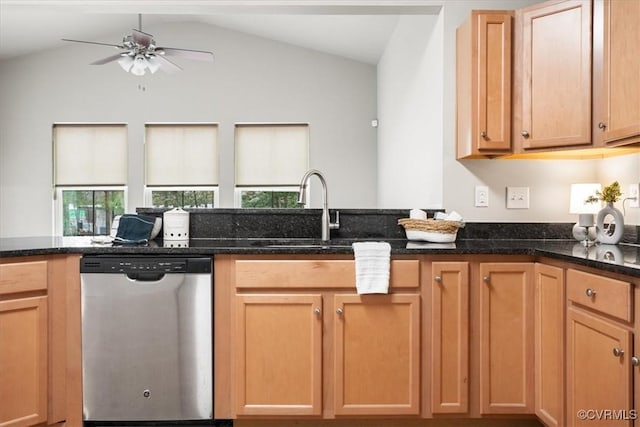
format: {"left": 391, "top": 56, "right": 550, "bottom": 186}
{"left": 457, "top": 11, "right": 513, "bottom": 158}
{"left": 534, "top": 263, "right": 564, "bottom": 427}
{"left": 479, "top": 262, "right": 534, "bottom": 414}
{"left": 515, "top": 0, "right": 592, "bottom": 151}
{"left": 566, "top": 268, "right": 632, "bottom": 322}
{"left": 334, "top": 294, "right": 420, "bottom": 416}
{"left": 234, "top": 259, "right": 419, "bottom": 289}
{"left": 0, "top": 296, "right": 48, "bottom": 427}
{"left": 431, "top": 262, "right": 469, "bottom": 414}
{"left": 235, "top": 294, "right": 323, "bottom": 416}
{"left": 593, "top": 0, "right": 640, "bottom": 146}
{"left": 0, "top": 260, "right": 48, "bottom": 295}
{"left": 566, "top": 308, "right": 632, "bottom": 427}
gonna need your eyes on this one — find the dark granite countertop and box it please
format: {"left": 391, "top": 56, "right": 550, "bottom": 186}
{"left": 1, "top": 236, "right": 639, "bottom": 278}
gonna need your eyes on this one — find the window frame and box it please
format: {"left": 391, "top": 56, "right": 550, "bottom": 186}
{"left": 144, "top": 186, "right": 219, "bottom": 209}
{"left": 53, "top": 186, "right": 128, "bottom": 236}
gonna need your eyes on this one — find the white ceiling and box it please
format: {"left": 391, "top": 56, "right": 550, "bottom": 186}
{"left": 0, "top": 1, "right": 442, "bottom": 64}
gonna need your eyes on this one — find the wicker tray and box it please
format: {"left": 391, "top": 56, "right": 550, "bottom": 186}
{"left": 398, "top": 218, "right": 464, "bottom": 234}
{"left": 398, "top": 218, "right": 464, "bottom": 243}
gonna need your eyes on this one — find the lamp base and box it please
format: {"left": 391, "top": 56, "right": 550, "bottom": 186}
{"left": 572, "top": 223, "right": 596, "bottom": 246}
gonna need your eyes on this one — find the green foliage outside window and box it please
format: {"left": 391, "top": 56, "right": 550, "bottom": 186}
{"left": 62, "top": 190, "right": 124, "bottom": 236}
{"left": 241, "top": 191, "right": 299, "bottom": 208}
{"left": 151, "top": 190, "right": 215, "bottom": 208}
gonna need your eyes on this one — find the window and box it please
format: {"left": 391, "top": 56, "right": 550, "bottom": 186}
{"left": 145, "top": 123, "right": 219, "bottom": 207}
{"left": 53, "top": 124, "right": 127, "bottom": 236}
{"left": 234, "top": 123, "right": 309, "bottom": 208}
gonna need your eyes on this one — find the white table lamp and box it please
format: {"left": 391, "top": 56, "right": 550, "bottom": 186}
{"left": 570, "top": 183, "right": 601, "bottom": 245}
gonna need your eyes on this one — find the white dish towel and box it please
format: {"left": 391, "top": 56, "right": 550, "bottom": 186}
{"left": 352, "top": 242, "right": 391, "bottom": 294}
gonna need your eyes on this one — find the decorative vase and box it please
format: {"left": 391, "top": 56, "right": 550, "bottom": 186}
{"left": 595, "top": 202, "right": 624, "bottom": 244}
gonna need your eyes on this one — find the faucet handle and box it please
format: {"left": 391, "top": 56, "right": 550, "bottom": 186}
{"left": 330, "top": 210, "right": 340, "bottom": 230}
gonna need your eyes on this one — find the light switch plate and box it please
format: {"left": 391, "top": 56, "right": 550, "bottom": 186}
{"left": 506, "top": 187, "right": 530, "bottom": 209}
{"left": 475, "top": 186, "right": 489, "bottom": 207}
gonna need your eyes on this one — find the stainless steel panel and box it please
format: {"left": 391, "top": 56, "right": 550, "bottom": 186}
{"left": 81, "top": 271, "right": 212, "bottom": 421}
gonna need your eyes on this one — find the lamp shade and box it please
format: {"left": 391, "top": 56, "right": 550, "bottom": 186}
{"left": 570, "top": 183, "right": 602, "bottom": 214}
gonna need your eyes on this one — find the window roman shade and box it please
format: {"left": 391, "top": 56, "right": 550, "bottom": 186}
{"left": 145, "top": 123, "right": 219, "bottom": 186}
{"left": 53, "top": 124, "right": 128, "bottom": 186}
{"left": 235, "top": 124, "right": 309, "bottom": 186}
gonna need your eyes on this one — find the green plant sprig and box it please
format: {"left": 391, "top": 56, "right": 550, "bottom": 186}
{"left": 585, "top": 181, "right": 622, "bottom": 204}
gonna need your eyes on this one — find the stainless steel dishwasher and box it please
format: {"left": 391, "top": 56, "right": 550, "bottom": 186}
{"left": 80, "top": 256, "right": 213, "bottom": 425}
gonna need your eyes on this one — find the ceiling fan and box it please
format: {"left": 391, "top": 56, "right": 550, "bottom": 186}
{"left": 62, "top": 14, "right": 214, "bottom": 76}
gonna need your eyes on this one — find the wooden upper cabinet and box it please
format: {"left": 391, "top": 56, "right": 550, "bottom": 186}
{"left": 592, "top": 0, "right": 640, "bottom": 147}
{"left": 513, "top": 0, "right": 592, "bottom": 152}
{"left": 457, "top": 11, "right": 513, "bottom": 158}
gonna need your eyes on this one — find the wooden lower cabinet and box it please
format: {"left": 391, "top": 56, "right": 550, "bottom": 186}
{"left": 334, "top": 294, "right": 420, "bottom": 416}
{"left": 566, "top": 308, "right": 633, "bottom": 427}
{"left": 479, "top": 262, "right": 534, "bottom": 414}
{"left": 0, "top": 255, "right": 80, "bottom": 427}
{"left": 235, "top": 294, "right": 323, "bottom": 416}
{"left": 0, "top": 296, "right": 48, "bottom": 427}
{"left": 430, "top": 261, "right": 469, "bottom": 414}
{"left": 534, "top": 263, "right": 565, "bottom": 427}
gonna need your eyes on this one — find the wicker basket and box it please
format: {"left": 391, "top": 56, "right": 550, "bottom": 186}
{"left": 398, "top": 218, "right": 464, "bottom": 234}
{"left": 398, "top": 218, "right": 464, "bottom": 243}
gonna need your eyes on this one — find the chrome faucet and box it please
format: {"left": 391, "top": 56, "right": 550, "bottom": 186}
{"left": 297, "top": 169, "right": 340, "bottom": 241}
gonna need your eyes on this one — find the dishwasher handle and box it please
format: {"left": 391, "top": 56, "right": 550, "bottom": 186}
{"left": 126, "top": 272, "right": 167, "bottom": 281}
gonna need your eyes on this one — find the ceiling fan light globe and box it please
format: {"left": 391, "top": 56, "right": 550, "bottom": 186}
{"left": 147, "top": 56, "right": 161, "bottom": 74}
{"left": 130, "top": 54, "right": 148, "bottom": 76}
{"left": 117, "top": 55, "right": 134, "bottom": 72}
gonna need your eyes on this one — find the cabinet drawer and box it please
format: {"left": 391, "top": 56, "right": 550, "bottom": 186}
{"left": 566, "top": 269, "right": 632, "bottom": 322}
{"left": 0, "top": 261, "right": 48, "bottom": 295}
{"left": 234, "top": 259, "right": 420, "bottom": 289}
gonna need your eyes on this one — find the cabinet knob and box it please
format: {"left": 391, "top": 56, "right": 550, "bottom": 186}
{"left": 336, "top": 308, "right": 344, "bottom": 315}
{"left": 613, "top": 347, "right": 625, "bottom": 358}
{"left": 480, "top": 131, "right": 487, "bottom": 139}
{"left": 598, "top": 122, "right": 607, "bottom": 130}
{"left": 632, "top": 356, "right": 640, "bottom": 367}
{"left": 521, "top": 130, "right": 530, "bottom": 138}
{"left": 483, "top": 276, "right": 490, "bottom": 283}
{"left": 314, "top": 308, "right": 321, "bottom": 315}
{"left": 585, "top": 288, "right": 597, "bottom": 297}
{"left": 434, "top": 275, "right": 442, "bottom": 282}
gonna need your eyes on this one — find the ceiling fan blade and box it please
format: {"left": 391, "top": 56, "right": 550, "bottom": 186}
{"left": 155, "top": 55, "right": 183, "bottom": 74}
{"left": 157, "top": 47, "right": 214, "bottom": 62}
{"left": 90, "top": 53, "right": 125, "bottom": 65}
{"left": 132, "top": 29, "right": 154, "bottom": 48}
{"left": 62, "top": 39, "right": 123, "bottom": 49}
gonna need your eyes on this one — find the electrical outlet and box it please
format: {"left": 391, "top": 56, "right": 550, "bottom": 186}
{"left": 629, "top": 183, "right": 640, "bottom": 208}
{"left": 475, "top": 186, "right": 489, "bottom": 207}
{"left": 506, "top": 187, "right": 530, "bottom": 209}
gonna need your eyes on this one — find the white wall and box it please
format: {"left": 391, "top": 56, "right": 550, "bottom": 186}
{"left": 377, "top": 14, "right": 443, "bottom": 209}
{"left": 0, "top": 22, "right": 378, "bottom": 238}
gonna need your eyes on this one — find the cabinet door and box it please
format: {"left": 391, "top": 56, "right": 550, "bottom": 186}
{"left": 566, "top": 308, "right": 632, "bottom": 427}
{"left": 593, "top": 0, "right": 640, "bottom": 146}
{"left": 534, "top": 263, "right": 565, "bottom": 427}
{"left": 479, "top": 262, "right": 534, "bottom": 414}
{"left": 0, "top": 296, "right": 48, "bottom": 427}
{"left": 456, "top": 11, "right": 513, "bottom": 158}
{"left": 517, "top": 0, "right": 592, "bottom": 150}
{"left": 334, "top": 294, "right": 420, "bottom": 415}
{"left": 235, "top": 294, "right": 322, "bottom": 416}
{"left": 431, "top": 262, "right": 469, "bottom": 414}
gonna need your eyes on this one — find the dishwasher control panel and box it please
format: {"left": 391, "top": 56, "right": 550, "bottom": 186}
{"left": 80, "top": 256, "right": 212, "bottom": 274}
